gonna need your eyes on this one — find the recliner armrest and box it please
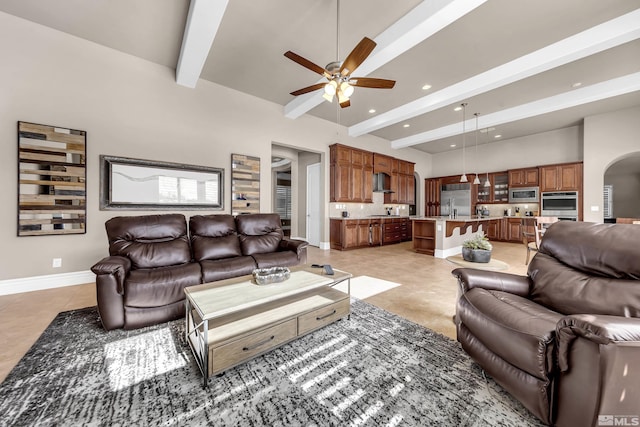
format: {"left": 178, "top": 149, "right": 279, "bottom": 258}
{"left": 91, "top": 256, "right": 131, "bottom": 295}
{"left": 557, "top": 314, "right": 640, "bottom": 372}
{"left": 451, "top": 268, "right": 531, "bottom": 297}
{"left": 279, "top": 238, "right": 309, "bottom": 255}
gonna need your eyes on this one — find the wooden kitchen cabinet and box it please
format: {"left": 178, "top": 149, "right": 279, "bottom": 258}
{"left": 425, "top": 178, "right": 441, "bottom": 216}
{"left": 412, "top": 219, "right": 436, "bottom": 255}
{"left": 504, "top": 218, "right": 523, "bottom": 242}
{"left": 330, "top": 218, "right": 386, "bottom": 250}
{"left": 485, "top": 219, "right": 500, "bottom": 241}
{"left": 539, "top": 162, "right": 582, "bottom": 192}
{"left": 373, "top": 153, "right": 393, "bottom": 175}
{"left": 509, "top": 167, "right": 539, "bottom": 187}
{"left": 385, "top": 159, "right": 415, "bottom": 205}
{"left": 330, "top": 144, "right": 373, "bottom": 203}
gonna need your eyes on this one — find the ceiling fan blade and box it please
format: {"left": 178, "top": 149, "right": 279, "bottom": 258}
{"left": 284, "top": 51, "right": 331, "bottom": 78}
{"left": 339, "top": 99, "right": 351, "bottom": 108}
{"left": 349, "top": 77, "right": 396, "bottom": 89}
{"left": 339, "top": 37, "right": 376, "bottom": 76}
{"left": 290, "top": 83, "right": 327, "bottom": 96}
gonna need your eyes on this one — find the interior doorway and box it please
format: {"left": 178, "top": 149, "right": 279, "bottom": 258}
{"left": 603, "top": 152, "right": 640, "bottom": 222}
{"left": 272, "top": 144, "right": 322, "bottom": 243}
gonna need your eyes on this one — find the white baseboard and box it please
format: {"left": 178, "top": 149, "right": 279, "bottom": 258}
{"left": 434, "top": 246, "right": 462, "bottom": 259}
{"left": 318, "top": 241, "right": 330, "bottom": 250}
{"left": 0, "top": 270, "right": 94, "bottom": 296}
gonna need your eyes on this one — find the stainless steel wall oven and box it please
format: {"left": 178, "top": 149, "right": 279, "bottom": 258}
{"left": 541, "top": 191, "right": 578, "bottom": 220}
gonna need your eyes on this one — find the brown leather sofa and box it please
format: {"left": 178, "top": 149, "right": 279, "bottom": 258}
{"left": 91, "top": 213, "right": 308, "bottom": 331}
{"left": 453, "top": 221, "right": 640, "bottom": 426}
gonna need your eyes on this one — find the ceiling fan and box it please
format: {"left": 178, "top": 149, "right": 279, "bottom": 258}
{"left": 284, "top": 0, "right": 395, "bottom": 108}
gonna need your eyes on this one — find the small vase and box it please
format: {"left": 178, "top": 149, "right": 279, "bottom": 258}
{"left": 462, "top": 247, "right": 492, "bottom": 263}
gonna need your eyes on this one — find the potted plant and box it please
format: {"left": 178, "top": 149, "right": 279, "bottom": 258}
{"left": 462, "top": 232, "right": 493, "bottom": 263}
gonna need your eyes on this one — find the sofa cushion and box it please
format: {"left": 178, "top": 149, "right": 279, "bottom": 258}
{"left": 124, "top": 262, "right": 201, "bottom": 308}
{"left": 529, "top": 252, "right": 640, "bottom": 317}
{"left": 457, "top": 288, "right": 563, "bottom": 380}
{"left": 252, "top": 251, "right": 300, "bottom": 268}
{"left": 200, "top": 256, "right": 257, "bottom": 283}
{"left": 236, "top": 213, "right": 284, "bottom": 255}
{"left": 190, "top": 215, "right": 242, "bottom": 261}
{"left": 106, "top": 214, "right": 191, "bottom": 269}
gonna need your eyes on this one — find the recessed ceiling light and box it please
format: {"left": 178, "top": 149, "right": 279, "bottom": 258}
{"left": 494, "top": 134, "right": 502, "bottom": 138}
{"left": 403, "top": 124, "right": 410, "bottom": 128}
{"left": 450, "top": 144, "right": 457, "bottom": 147}
{"left": 421, "top": 84, "right": 432, "bottom": 90}
{"left": 572, "top": 82, "right": 582, "bottom": 88}
{"left": 454, "top": 106, "right": 462, "bottom": 112}
{"left": 368, "top": 109, "right": 376, "bottom": 113}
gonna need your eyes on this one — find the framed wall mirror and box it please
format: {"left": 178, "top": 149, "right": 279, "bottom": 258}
{"left": 100, "top": 155, "right": 224, "bottom": 210}
{"left": 18, "top": 121, "right": 86, "bottom": 236}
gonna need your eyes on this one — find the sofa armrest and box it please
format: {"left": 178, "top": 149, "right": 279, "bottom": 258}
{"left": 91, "top": 256, "right": 131, "bottom": 295}
{"left": 557, "top": 314, "right": 640, "bottom": 372}
{"left": 451, "top": 268, "right": 531, "bottom": 297}
{"left": 279, "top": 238, "right": 309, "bottom": 255}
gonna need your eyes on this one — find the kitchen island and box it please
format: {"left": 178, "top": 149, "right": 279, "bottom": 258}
{"left": 412, "top": 216, "right": 502, "bottom": 258}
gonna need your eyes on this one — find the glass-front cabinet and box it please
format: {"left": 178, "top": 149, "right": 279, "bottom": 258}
{"left": 493, "top": 172, "right": 509, "bottom": 203}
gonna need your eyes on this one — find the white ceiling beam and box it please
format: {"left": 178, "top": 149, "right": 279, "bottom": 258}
{"left": 283, "top": 0, "right": 488, "bottom": 119}
{"left": 176, "top": 0, "right": 229, "bottom": 88}
{"left": 351, "top": 9, "right": 640, "bottom": 138}
{"left": 391, "top": 72, "right": 640, "bottom": 148}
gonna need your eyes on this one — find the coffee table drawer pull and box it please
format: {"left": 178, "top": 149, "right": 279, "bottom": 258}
{"left": 298, "top": 298, "right": 350, "bottom": 335}
{"left": 316, "top": 309, "right": 337, "bottom": 320}
{"left": 243, "top": 335, "right": 275, "bottom": 352}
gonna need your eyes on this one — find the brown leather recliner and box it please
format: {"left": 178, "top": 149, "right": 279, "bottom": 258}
{"left": 92, "top": 213, "right": 308, "bottom": 331}
{"left": 453, "top": 221, "right": 640, "bottom": 426}
{"left": 92, "top": 214, "right": 202, "bottom": 331}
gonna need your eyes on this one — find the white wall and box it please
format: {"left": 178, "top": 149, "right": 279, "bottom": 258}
{"left": 604, "top": 172, "right": 640, "bottom": 218}
{"left": 584, "top": 106, "right": 640, "bottom": 222}
{"left": 0, "top": 12, "right": 431, "bottom": 283}
{"left": 429, "top": 126, "right": 582, "bottom": 178}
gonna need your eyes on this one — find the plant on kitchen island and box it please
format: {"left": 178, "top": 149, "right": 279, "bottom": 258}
{"left": 462, "top": 232, "right": 493, "bottom": 263}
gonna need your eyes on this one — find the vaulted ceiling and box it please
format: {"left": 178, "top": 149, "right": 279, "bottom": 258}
{"left": 1, "top": 0, "right": 639, "bottom": 153}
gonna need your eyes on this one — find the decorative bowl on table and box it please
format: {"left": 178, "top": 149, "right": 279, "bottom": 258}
{"left": 252, "top": 267, "right": 291, "bottom": 285}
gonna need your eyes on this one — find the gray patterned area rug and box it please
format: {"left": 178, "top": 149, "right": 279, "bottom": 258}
{"left": 0, "top": 300, "right": 543, "bottom": 427}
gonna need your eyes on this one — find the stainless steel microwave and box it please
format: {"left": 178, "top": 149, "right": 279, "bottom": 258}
{"left": 508, "top": 186, "right": 539, "bottom": 203}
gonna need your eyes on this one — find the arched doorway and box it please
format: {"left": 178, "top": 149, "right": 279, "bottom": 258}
{"left": 603, "top": 152, "right": 640, "bottom": 222}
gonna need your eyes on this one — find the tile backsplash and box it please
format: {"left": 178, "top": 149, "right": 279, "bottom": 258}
{"left": 330, "top": 192, "right": 409, "bottom": 218}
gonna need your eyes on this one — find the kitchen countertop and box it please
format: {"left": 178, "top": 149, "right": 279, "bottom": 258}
{"left": 412, "top": 216, "right": 502, "bottom": 221}
{"left": 330, "top": 215, "right": 412, "bottom": 220}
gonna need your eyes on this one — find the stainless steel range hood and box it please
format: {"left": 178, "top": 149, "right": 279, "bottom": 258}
{"left": 373, "top": 172, "right": 394, "bottom": 193}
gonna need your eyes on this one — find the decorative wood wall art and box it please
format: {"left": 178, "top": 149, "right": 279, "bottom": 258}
{"left": 18, "top": 122, "right": 87, "bottom": 236}
{"left": 231, "top": 154, "right": 260, "bottom": 215}
{"left": 100, "top": 155, "right": 224, "bottom": 210}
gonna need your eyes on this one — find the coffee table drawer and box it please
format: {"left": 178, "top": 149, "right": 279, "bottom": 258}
{"left": 210, "top": 319, "right": 297, "bottom": 374}
{"left": 298, "top": 298, "right": 350, "bottom": 335}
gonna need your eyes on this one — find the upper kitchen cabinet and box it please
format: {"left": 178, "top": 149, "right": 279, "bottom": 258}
{"left": 509, "top": 167, "right": 539, "bottom": 187}
{"left": 385, "top": 159, "right": 415, "bottom": 204}
{"left": 425, "top": 178, "right": 441, "bottom": 216}
{"left": 330, "top": 144, "right": 373, "bottom": 203}
{"left": 373, "top": 153, "right": 393, "bottom": 175}
{"left": 539, "top": 162, "right": 583, "bottom": 192}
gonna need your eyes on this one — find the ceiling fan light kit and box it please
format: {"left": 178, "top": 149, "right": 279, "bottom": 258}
{"left": 283, "top": 0, "right": 395, "bottom": 108}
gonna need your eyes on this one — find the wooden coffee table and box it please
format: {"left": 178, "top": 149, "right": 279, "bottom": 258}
{"left": 184, "top": 265, "right": 351, "bottom": 386}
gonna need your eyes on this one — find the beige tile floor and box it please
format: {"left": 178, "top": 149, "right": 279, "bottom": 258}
{"left": 0, "top": 240, "right": 528, "bottom": 383}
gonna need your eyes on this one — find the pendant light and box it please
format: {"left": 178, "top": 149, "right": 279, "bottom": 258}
{"left": 459, "top": 103, "right": 468, "bottom": 183}
{"left": 473, "top": 113, "right": 481, "bottom": 185}
{"left": 483, "top": 127, "right": 491, "bottom": 187}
